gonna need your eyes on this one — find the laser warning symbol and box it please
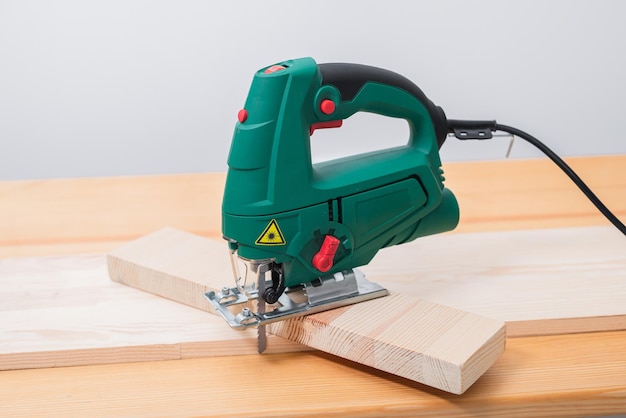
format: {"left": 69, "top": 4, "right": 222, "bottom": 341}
{"left": 255, "top": 219, "right": 286, "bottom": 246}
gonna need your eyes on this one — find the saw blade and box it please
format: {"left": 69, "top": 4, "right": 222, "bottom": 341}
{"left": 257, "top": 275, "right": 267, "bottom": 354}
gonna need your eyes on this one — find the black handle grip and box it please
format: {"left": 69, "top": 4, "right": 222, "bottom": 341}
{"left": 318, "top": 63, "right": 448, "bottom": 148}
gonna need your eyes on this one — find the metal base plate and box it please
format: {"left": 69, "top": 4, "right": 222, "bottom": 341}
{"left": 205, "top": 269, "right": 388, "bottom": 330}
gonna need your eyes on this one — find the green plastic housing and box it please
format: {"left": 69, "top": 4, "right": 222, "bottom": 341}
{"left": 223, "top": 57, "right": 459, "bottom": 288}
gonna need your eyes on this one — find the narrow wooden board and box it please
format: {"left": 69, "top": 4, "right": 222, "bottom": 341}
{"left": 269, "top": 294, "right": 506, "bottom": 394}
{"left": 103, "top": 225, "right": 626, "bottom": 392}
{"left": 105, "top": 225, "right": 625, "bottom": 392}
{"left": 107, "top": 228, "right": 506, "bottom": 394}
{"left": 0, "top": 230, "right": 506, "bottom": 394}
{"left": 106, "top": 228, "right": 231, "bottom": 312}
{"left": 0, "top": 254, "right": 305, "bottom": 371}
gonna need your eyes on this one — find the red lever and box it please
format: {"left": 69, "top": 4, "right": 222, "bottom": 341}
{"left": 309, "top": 120, "right": 342, "bottom": 135}
{"left": 312, "top": 235, "right": 340, "bottom": 272}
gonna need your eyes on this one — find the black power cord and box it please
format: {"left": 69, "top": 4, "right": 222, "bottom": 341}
{"left": 447, "top": 119, "right": 626, "bottom": 236}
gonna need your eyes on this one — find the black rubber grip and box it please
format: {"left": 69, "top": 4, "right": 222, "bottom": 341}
{"left": 318, "top": 63, "right": 448, "bottom": 148}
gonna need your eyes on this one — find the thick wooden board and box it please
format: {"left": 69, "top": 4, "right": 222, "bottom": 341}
{"left": 269, "top": 294, "right": 506, "bottom": 394}
{"left": 107, "top": 228, "right": 505, "bottom": 394}
{"left": 109, "top": 226, "right": 626, "bottom": 336}
{"left": 0, "top": 254, "right": 305, "bottom": 371}
{"left": 364, "top": 225, "right": 626, "bottom": 336}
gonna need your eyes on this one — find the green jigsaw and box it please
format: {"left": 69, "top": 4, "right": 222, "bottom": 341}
{"left": 206, "top": 57, "right": 459, "bottom": 331}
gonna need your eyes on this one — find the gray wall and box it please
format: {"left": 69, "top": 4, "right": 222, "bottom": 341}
{"left": 1, "top": 0, "right": 625, "bottom": 180}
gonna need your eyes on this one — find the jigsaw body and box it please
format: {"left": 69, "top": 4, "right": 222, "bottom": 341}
{"left": 208, "top": 57, "right": 459, "bottom": 328}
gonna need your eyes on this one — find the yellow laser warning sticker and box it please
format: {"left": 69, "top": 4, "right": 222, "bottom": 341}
{"left": 255, "top": 219, "right": 286, "bottom": 245}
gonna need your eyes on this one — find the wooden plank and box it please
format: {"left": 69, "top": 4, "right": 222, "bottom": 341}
{"left": 0, "top": 173, "right": 225, "bottom": 258}
{"left": 0, "top": 254, "right": 305, "bottom": 371}
{"left": 1, "top": 156, "right": 624, "bottom": 258}
{"left": 0, "top": 155, "right": 624, "bottom": 413}
{"left": 105, "top": 224, "right": 625, "bottom": 391}
{"left": 6, "top": 222, "right": 619, "bottom": 387}
{"left": 269, "top": 294, "right": 506, "bottom": 394}
{"left": 107, "top": 229, "right": 505, "bottom": 394}
{"left": 442, "top": 155, "right": 626, "bottom": 232}
{"left": 363, "top": 225, "right": 626, "bottom": 336}
{"left": 2, "top": 331, "right": 626, "bottom": 417}
{"left": 108, "top": 226, "right": 626, "bottom": 337}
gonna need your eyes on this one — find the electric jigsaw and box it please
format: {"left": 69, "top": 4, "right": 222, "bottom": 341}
{"left": 206, "top": 57, "right": 460, "bottom": 333}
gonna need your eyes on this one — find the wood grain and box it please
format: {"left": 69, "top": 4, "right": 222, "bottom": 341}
{"left": 1, "top": 155, "right": 625, "bottom": 415}
{"left": 363, "top": 225, "right": 626, "bottom": 335}
{"left": 1, "top": 331, "right": 625, "bottom": 417}
{"left": 108, "top": 226, "right": 626, "bottom": 337}
{"left": 1, "top": 156, "right": 624, "bottom": 257}
{"left": 4, "top": 224, "right": 621, "bottom": 388}
{"left": 442, "top": 155, "right": 626, "bottom": 232}
{"left": 0, "top": 253, "right": 305, "bottom": 371}
{"left": 0, "top": 173, "right": 224, "bottom": 257}
{"left": 269, "top": 293, "right": 506, "bottom": 394}
{"left": 106, "top": 228, "right": 305, "bottom": 355}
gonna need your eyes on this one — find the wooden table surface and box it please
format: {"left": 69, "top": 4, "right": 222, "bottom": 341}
{"left": 1, "top": 156, "right": 625, "bottom": 417}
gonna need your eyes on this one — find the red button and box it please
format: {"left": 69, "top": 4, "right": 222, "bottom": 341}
{"left": 264, "top": 65, "right": 286, "bottom": 74}
{"left": 238, "top": 109, "right": 248, "bottom": 123}
{"left": 320, "top": 99, "right": 335, "bottom": 115}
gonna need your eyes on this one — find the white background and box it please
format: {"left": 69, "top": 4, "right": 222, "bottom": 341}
{"left": 1, "top": 0, "right": 625, "bottom": 180}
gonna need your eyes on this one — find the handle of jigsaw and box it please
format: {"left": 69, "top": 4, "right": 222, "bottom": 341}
{"left": 318, "top": 63, "right": 448, "bottom": 149}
